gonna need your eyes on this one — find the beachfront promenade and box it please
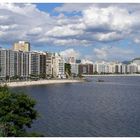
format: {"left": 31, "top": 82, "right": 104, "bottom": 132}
{"left": 1, "top": 74, "right": 140, "bottom": 87}
{"left": 2, "top": 79, "right": 84, "bottom": 87}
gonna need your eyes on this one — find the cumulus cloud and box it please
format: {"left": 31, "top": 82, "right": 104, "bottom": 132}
{"left": 0, "top": 3, "right": 55, "bottom": 45}
{"left": 46, "top": 25, "right": 83, "bottom": 37}
{"left": 81, "top": 59, "right": 93, "bottom": 64}
{"left": 54, "top": 3, "right": 92, "bottom": 13}
{"left": 93, "top": 47, "right": 108, "bottom": 59}
{"left": 93, "top": 46, "right": 134, "bottom": 61}
{"left": 133, "top": 37, "right": 140, "bottom": 44}
{"left": 83, "top": 6, "right": 134, "bottom": 31}
{"left": 54, "top": 3, "right": 140, "bottom": 15}
{"left": 1, "top": 3, "right": 140, "bottom": 49}
{"left": 60, "top": 48, "right": 80, "bottom": 58}
{"left": 47, "top": 4, "right": 140, "bottom": 44}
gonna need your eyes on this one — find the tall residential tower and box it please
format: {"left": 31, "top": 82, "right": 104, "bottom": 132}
{"left": 13, "top": 41, "right": 30, "bottom": 52}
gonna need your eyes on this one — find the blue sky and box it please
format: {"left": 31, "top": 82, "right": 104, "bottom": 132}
{"left": 36, "top": 3, "right": 63, "bottom": 15}
{"left": 1, "top": 3, "right": 140, "bottom": 62}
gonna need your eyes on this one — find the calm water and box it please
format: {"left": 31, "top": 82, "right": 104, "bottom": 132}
{"left": 11, "top": 76, "right": 140, "bottom": 137}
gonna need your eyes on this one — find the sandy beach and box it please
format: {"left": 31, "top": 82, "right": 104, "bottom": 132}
{"left": 2, "top": 79, "right": 84, "bottom": 87}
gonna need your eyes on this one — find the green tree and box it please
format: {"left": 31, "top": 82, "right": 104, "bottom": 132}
{"left": 11, "top": 75, "right": 20, "bottom": 81}
{"left": 65, "top": 63, "right": 71, "bottom": 78}
{"left": 5, "top": 75, "right": 10, "bottom": 81}
{"left": 77, "top": 74, "right": 83, "bottom": 78}
{"left": 39, "top": 73, "right": 46, "bottom": 79}
{"left": 93, "top": 71, "right": 98, "bottom": 75}
{"left": 0, "top": 85, "right": 39, "bottom": 137}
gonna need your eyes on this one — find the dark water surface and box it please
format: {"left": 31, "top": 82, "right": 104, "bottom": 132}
{"left": 11, "top": 76, "right": 140, "bottom": 137}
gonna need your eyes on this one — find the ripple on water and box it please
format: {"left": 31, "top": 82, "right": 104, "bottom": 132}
{"left": 11, "top": 76, "right": 140, "bottom": 136}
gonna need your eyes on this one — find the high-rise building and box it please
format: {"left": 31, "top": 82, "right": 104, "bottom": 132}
{"left": 114, "top": 63, "right": 123, "bottom": 73}
{"left": 71, "top": 63, "right": 79, "bottom": 75}
{"left": 46, "top": 52, "right": 53, "bottom": 77}
{"left": 0, "top": 47, "right": 68, "bottom": 79}
{"left": 94, "top": 61, "right": 127, "bottom": 74}
{"left": 29, "top": 52, "right": 40, "bottom": 76}
{"left": 121, "top": 64, "right": 127, "bottom": 74}
{"left": 132, "top": 58, "right": 140, "bottom": 73}
{"left": 13, "top": 41, "right": 30, "bottom": 52}
{"left": 6, "top": 50, "right": 19, "bottom": 77}
{"left": 78, "top": 64, "right": 93, "bottom": 75}
{"left": 40, "top": 53, "right": 46, "bottom": 77}
{"left": 52, "top": 53, "right": 65, "bottom": 78}
{"left": 68, "top": 57, "right": 75, "bottom": 64}
{"left": 108, "top": 63, "right": 116, "bottom": 73}
{"left": 95, "top": 61, "right": 107, "bottom": 74}
{"left": 0, "top": 49, "right": 7, "bottom": 78}
{"left": 0, "top": 48, "right": 30, "bottom": 78}
{"left": 132, "top": 58, "right": 140, "bottom": 65}
{"left": 20, "top": 52, "right": 29, "bottom": 77}
{"left": 127, "top": 63, "right": 138, "bottom": 73}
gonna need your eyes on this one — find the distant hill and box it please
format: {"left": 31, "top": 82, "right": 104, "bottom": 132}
{"left": 132, "top": 57, "right": 140, "bottom": 61}
{"left": 122, "top": 61, "right": 131, "bottom": 64}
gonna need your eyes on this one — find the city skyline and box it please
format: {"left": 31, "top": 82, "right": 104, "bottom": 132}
{"left": 1, "top": 3, "right": 140, "bottom": 61}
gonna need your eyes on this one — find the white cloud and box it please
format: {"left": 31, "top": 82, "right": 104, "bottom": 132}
{"left": 54, "top": 3, "right": 92, "bottom": 13}
{"left": 133, "top": 37, "right": 140, "bottom": 44}
{"left": 46, "top": 25, "right": 83, "bottom": 37}
{"left": 54, "top": 3, "right": 140, "bottom": 16}
{"left": 60, "top": 48, "right": 80, "bottom": 58}
{"left": 1, "top": 3, "right": 140, "bottom": 49}
{"left": 28, "top": 27, "right": 43, "bottom": 35}
{"left": 93, "top": 46, "right": 134, "bottom": 60}
{"left": 81, "top": 59, "right": 93, "bottom": 64}
{"left": 93, "top": 32, "right": 125, "bottom": 42}
{"left": 81, "top": 6, "right": 140, "bottom": 42}
{"left": 82, "top": 6, "right": 133, "bottom": 31}
{"left": 47, "top": 4, "right": 140, "bottom": 44}
{"left": 93, "top": 47, "right": 108, "bottom": 59}
{"left": 52, "top": 38, "right": 90, "bottom": 47}
{"left": 0, "top": 3, "right": 54, "bottom": 45}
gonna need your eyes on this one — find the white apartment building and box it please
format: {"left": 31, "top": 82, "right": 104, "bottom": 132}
{"left": 71, "top": 63, "right": 79, "bottom": 75}
{"left": 52, "top": 53, "right": 65, "bottom": 78}
{"left": 132, "top": 58, "right": 140, "bottom": 73}
{"left": 94, "top": 61, "right": 128, "bottom": 74}
{"left": 108, "top": 63, "right": 116, "bottom": 73}
{"left": 95, "top": 61, "right": 110, "bottom": 74}
{"left": 127, "top": 63, "right": 138, "bottom": 73}
{"left": 121, "top": 64, "right": 127, "bottom": 74}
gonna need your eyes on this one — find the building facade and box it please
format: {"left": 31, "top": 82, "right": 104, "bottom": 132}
{"left": 78, "top": 64, "right": 93, "bottom": 75}
{"left": 29, "top": 52, "right": 40, "bottom": 76}
{"left": 0, "top": 49, "right": 30, "bottom": 79}
{"left": 0, "top": 49, "right": 7, "bottom": 78}
{"left": 13, "top": 41, "right": 30, "bottom": 52}
{"left": 71, "top": 63, "right": 79, "bottom": 75}
{"left": 52, "top": 53, "right": 65, "bottom": 78}
{"left": 46, "top": 52, "right": 53, "bottom": 77}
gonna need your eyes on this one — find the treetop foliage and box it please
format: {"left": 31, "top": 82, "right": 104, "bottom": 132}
{"left": 0, "top": 85, "right": 40, "bottom": 137}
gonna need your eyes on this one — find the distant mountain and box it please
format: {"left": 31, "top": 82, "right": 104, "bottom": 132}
{"left": 122, "top": 61, "right": 131, "bottom": 64}
{"left": 132, "top": 57, "right": 140, "bottom": 61}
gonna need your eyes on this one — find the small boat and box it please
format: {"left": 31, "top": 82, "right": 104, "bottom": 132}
{"left": 97, "top": 79, "right": 104, "bottom": 82}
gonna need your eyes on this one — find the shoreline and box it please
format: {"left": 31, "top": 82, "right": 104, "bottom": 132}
{"left": 82, "top": 74, "right": 140, "bottom": 77}
{"left": 1, "top": 79, "right": 85, "bottom": 87}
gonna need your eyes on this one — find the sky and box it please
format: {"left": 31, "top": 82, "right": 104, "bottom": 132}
{"left": 1, "top": 3, "right": 140, "bottom": 62}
